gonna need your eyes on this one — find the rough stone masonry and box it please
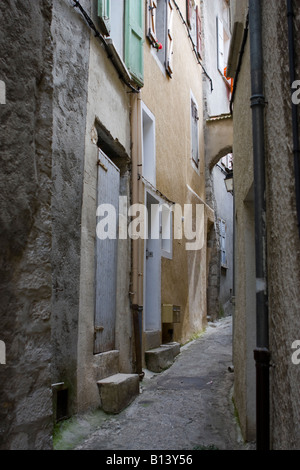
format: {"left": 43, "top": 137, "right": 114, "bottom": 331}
{"left": 0, "top": 0, "right": 53, "bottom": 449}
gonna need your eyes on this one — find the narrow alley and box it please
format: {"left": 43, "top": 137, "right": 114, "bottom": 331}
{"left": 1, "top": 0, "right": 300, "bottom": 452}
{"left": 55, "top": 317, "right": 253, "bottom": 451}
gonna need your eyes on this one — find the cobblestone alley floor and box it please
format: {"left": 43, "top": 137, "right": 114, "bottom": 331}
{"left": 55, "top": 316, "right": 255, "bottom": 451}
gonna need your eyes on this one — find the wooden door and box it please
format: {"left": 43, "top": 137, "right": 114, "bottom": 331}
{"left": 94, "top": 150, "right": 120, "bottom": 353}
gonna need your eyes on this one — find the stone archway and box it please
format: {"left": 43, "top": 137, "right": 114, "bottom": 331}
{"left": 205, "top": 114, "right": 233, "bottom": 170}
{"left": 205, "top": 114, "right": 233, "bottom": 321}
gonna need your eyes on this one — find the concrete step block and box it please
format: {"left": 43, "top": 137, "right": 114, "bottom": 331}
{"left": 145, "top": 342, "right": 181, "bottom": 373}
{"left": 161, "top": 342, "right": 181, "bottom": 358}
{"left": 97, "top": 373, "right": 139, "bottom": 414}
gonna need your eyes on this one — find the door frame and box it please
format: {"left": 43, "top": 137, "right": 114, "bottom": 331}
{"left": 143, "top": 189, "right": 162, "bottom": 333}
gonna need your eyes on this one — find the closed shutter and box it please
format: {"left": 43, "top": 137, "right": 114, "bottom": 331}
{"left": 94, "top": 150, "right": 120, "bottom": 354}
{"left": 125, "top": 0, "right": 144, "bottom": 87}
{"left": 196, "top": 5, "right": 202, "bottom": 59}
{"left": 166, "top": 0, "right": 174, "bottom": 77}
{"left": 147, "top": 0, "right": 157, "bottom": 44}
{"left": 191, "top": 98, "right": 199, "bottom": 166}
{"left": 187, "top": 0, "right": 193, "bottom": 29}
{"left": 217, "top": 17, "right": 224, "bottom": 73}
{"left": 98, "top": 0, "right": 111, "bottom": 35}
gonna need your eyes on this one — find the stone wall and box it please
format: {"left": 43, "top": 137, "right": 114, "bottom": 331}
{"left": 51, "top": 0, "right": 90, "bottom": 416}
{"left": 0, "top": 0, "right": 53, "bottom": 449}
{"left": 262, "top": 0, "right": 300, "bottom": 449}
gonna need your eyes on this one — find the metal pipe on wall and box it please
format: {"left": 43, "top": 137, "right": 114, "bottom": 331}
{"left": 130, "top": 93, "right": 144, "bottom": 379}
{"left": 249, "top": 0, "right": 270, "bottom": 451}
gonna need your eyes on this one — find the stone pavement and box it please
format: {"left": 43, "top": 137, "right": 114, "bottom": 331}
{"left": 55, "top": 316, "right": 255, "bottom": 451}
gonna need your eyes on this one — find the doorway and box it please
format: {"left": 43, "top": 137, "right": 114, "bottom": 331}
{"left": 144, "top": 192, "right": 161, "bottom": 332}
{"left": 94, "top": 149, "right": 120, "bottom": 353}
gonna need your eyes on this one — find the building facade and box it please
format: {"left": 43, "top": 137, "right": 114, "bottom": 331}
{"left": 137, "top": 0, "right": 214, "bottom": 361}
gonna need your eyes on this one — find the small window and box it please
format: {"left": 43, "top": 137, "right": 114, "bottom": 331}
{"left": 98, "top": 0, "right": 144, "bottom": 86}
{"left": 187, "top": 1, "right": 202, "bottom": 59}
{"left": 161, "top": 203, "right": 173, "bottom": 259}
{"left": 110, "top": 0, "right": 125, "bottom": 59}
{"left": 219, "top": 218, "right": 227, "bottom": 268}
{"left": 142, "top": 103, "right": 156, "bottom": 187}
{"left": 217, "top": 16, "right": 230, "bottom": 77}
{"left": 191, "top": 94, "right": 199, "bottom": 168}
{"left": 146, "top": 0, "right": 173, "bottom": 77}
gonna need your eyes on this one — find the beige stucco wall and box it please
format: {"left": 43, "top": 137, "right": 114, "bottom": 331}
{"left": 76, "top": 32, "right": 133, "bottom": 412}
{"left": 141, "top": 0, "right": 209, "bottom": 345}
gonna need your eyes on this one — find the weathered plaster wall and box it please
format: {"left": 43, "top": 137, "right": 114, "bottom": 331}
{"left": 51, "top": 0, "right": 90, "bottom": 414}
{"left": 0, "top": 0, "right": 53, "bottom": 449}
{"left": 142, "top": 0, "right": 208, "bottom": 345}
{"left": 262, "top": 0, "right": 300, "bottom": 449}
{"left": 76, "top": 14, "right": 133, "bottom": 412}
{"left": 232, "top": 0, "right": 300, "bottom": 447}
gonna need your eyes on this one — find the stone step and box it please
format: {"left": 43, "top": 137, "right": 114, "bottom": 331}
{"left": 145, "top": 342, "right": 181, "bottom": 373}
{"left": 97, "top": 373, "right": 140, "bottom": 414}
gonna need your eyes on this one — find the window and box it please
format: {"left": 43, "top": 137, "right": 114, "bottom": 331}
{"left": 142, "top": 103, "right": 156, "bottom": 187}
{"left": 219, "top": 219, "right": 227, "bottom": 268}
{"left": 97, "top": 0, "right": 144, "bottom": 86}
{"left": 191, "top": 93, "right": 199, "bottom": 168}
{"left": 187, "top": 1, "right": 202, "bottom": 59}
{"left": 221, "top": 153, "right": 233, "bottom": 171}
{"left": 161, "top": 203, "right": 173, "bottom": 259}
{"left": 217, "top": 16, "right": 230, "bottom": 77}
{"left": 110, "top": 0, "right": 125, "bottom": 59}
{"left": 147, "top": 0, "right": 174, "bottom": 77}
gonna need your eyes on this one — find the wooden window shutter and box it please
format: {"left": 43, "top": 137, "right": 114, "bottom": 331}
{"left": 191, "top": 97, "right": 199, "bottom": 166}
{"left": 217, "top": 17, "right": 224, "bottom": 73}
{"left": 147, "top": 0, "right": 157, "bottom": 44}
{"left": 166, "top": 0, "right": 174, "bottom": 77}
{"left": 125, "top": 0, "right": 144, "bottom": 87}
{"left": 187, "top": 0, "right": 193, "bottom": 29}
{"left": 98, "top": 0, "right": 111, "bottom": 35}
{"left": 196, "top": 5, "right": 202, "bottom": 59}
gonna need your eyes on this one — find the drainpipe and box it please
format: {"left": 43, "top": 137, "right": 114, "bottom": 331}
{"left": 287, "top": 0, "right": 300, "bottom": 238}
{"left": 249, "top": 0, "right": 270, "bottom": 451}
{"left": 130, "top": 93, "right": 144, "bottom": 379}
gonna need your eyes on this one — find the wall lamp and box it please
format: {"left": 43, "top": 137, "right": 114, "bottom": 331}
{"left": 224, "top": 170, "right": 234, "bottom": 194}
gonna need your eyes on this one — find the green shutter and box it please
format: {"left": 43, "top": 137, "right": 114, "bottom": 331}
{"left": 125, "top": 0, "right": 144, "bottom": 87}
{"left": 98, "top": 0, "right": 111, "bottom": 35}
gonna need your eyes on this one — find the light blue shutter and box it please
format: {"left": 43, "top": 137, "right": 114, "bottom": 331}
{"left": 98, "top": 0, "right": 111, "bottom": 35}
{"left": 125, "top": 0, "right": 144, "bottom": 87}
{"left": 94, "top": 150, "right": 120, "bottom": 353}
